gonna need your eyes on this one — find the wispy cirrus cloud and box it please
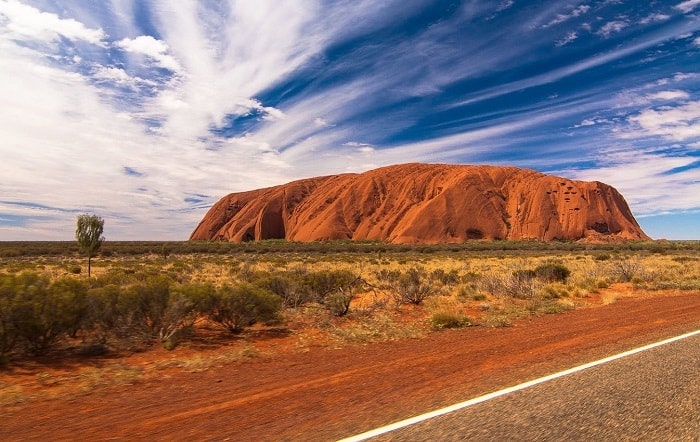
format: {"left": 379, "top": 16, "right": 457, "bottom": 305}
{"left": 596, "top": 19, "right": 630, "bottom": 37}
{"left": 556, "top": 31, "right": 579, "bottom": 46}
{"left": 640, "top": 13, "right": 671, "bottom": 24}
{"left": 542, "top": 4, "right": 591, "bottom": 28}
{"left": 645, "top": 90, "right": 690, "bottom": 101}
{"left": 675, "top": 0, "right": 700, "bottom": 14}
{"left": 566, "top": 150, "right": 700, "bottom": 216}
{"left": 617, "top": 100, "right": 700, "bottom": 142}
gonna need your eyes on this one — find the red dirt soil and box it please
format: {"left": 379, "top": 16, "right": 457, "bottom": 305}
{"left": 1, "top": 292, "right": 698, "bottom": 440}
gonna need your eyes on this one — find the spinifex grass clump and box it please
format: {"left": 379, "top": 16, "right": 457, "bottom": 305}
{"left": 430, "top": 310, "right": 472, "bottom": 330}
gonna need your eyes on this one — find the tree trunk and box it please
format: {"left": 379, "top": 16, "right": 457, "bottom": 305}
{"left": 88, "top": 255, "right": 92, "bottom": 277}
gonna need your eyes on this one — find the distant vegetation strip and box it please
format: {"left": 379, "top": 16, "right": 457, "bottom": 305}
{"left": 0, "top": 240, "right": 698, "bottom": 258}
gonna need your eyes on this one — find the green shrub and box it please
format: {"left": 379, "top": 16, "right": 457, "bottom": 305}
{"left": 324, "top": 292, "right": 354, "bottom": 317}
{"left": 7, "top": 273, "right": 88, "bottom": 355}
{"left": 49, "top": 277, "right": 89, "bottom": 338}
{"left": 431, "top": 268, "right": 460, "bottom": 285}
{"left": 205, "top": 283, "right": 281, "bottom": 334}
{"left": 127, "top": 276, "right": 200, "bottom": 343}
{"left": 534, "top": 262, "right": 571, "bottom": 283}
{"left": 254, "top": 272, "right": 311, "bottom": 308}
{"left": 301, "top": 270, "right": 361, "bottom": 315}
{"left": 388, "top": 267, "right": 437, "bottom": 305}
{"left": 86, "top": 284, "right": 126, "bottom": 343}
{"left": 0, "top": 275, "right": 20, "bottom": 359}
{"left": 302, "top": 270, "right": 358, "bottom": 301}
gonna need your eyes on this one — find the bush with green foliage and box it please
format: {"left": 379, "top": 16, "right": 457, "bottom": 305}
{"left": 254, "top": 272, "right": 311, "bottom": 308}
{"left": 204, "top": 283, "right": 281, "bottom": 333}
{"left": 431, "top": 268, "right": 461, "bottom": 285}
{"left": 0, "top": 275, "right": 20, "bottom": 361}
{"left": 86, "top": 284, "right": 130, "bottom": 344}
{"left": 301, "top": 269, "right": 362, "bottom": 315}
{"left": 302, "top": 270, "right": 357, "bottom": 301}
{"left": 388, "top": 267, "right": 438, "bottom": 305}
{"left": 534, "top": 262, "right": 571, "bottom": 283}
{"left": 0, "top": 273, "right": 88, "bottom": 355}
{"left": 127, "top": 276, "right": 201, "bottom": 343}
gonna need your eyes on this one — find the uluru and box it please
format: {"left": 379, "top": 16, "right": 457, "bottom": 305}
{"left": 190, "top": 163, "right": 649, "bottom": 243}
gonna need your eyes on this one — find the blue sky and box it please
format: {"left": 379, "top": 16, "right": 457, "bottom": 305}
{"left": 0, "top": 0, "right": 699, "bottom": 241}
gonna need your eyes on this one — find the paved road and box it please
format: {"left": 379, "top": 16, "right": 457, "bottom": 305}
{"left": 367, "top": 333, "right": 700, "bottom": 441}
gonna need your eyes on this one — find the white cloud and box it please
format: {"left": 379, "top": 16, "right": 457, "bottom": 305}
{"left": 343, "top": 141, "right": 370, "bottom": 147}
{"left": 261, "top": 106, "right": 286, "bottom": 121}
{"left": 575, "top": 118, "right": 597, "bottom": 127}
{"left": 556, "top": 31, "right": 578, "bottom": 46}
{"left": 496, "top": 1, "right": 515, "bottom": 12}
{"left": 675, "top": 0, "right": 700, "bottom": 13}
{"left": 596, "top": 20, "right": 629, "bottom": 38}
{"left": 91, "top": 66, "right": 149, "bottom": 89}
{"left": 0, "top": 0, "right": 105, "bottom": 44}
{"left": 645, "top": 90, "right": 690, "bottom": 101}
{"left": 117, "top": 35, "right": 183, "bottom": 74}
{"left": 544, "top": 4, "right": 591, "bottom": 28}
{"left": 343, "top": 142, "right": 375, "bottom": 153}
{"left": 566, "top": 151, "right": 700, "bottom": 216}
{"left": 694, "top": 36, "right": 700, "bottom": 46}
{"left": 314, "top": 118, "right": 334, "bottom": 127}
{"left": 618, "top": 100, "right": 700, "bottom": 142}
{"left": 640, "top": 13, "right": 671, "bottom": 24}
{"left": 673, "top": 72, "right": 699, "bottom": 82}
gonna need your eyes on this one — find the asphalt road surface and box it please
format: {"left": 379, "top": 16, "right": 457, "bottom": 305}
{"left": 363, "top": 332, "right": 700, "bottom": 441}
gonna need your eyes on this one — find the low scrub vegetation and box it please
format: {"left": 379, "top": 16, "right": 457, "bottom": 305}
{"left": 0, "top": 272, "right": 284, "bottom": 359}
{"left": 205, "top": 283, "right": 281, "bottom": 334}
{"left": 430, "top": 310, "right": 472, "bottom": 330}
{"left": 0, "top": 240, "right": 697, "bottom": 368}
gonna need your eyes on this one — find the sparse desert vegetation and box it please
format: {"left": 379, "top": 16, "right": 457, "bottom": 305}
{"left": 0, "top": 240, "right": 698, "bottom": 404}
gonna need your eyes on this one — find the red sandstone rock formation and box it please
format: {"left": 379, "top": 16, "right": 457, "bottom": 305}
{"left": 190, "top": 163, "right": 650, "bottom": 243}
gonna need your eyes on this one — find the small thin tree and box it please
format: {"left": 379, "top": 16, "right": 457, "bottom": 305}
{"left": 75, "top": 214, "right": 104, "bottom": 277}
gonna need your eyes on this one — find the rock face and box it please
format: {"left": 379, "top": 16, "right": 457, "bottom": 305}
{"left": 190, "top": 163, "right": 650, "bottom": 243}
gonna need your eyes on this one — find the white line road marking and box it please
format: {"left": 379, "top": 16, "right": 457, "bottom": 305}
{"left": 338, "top": 329, "right": 700, "bottom": 442}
